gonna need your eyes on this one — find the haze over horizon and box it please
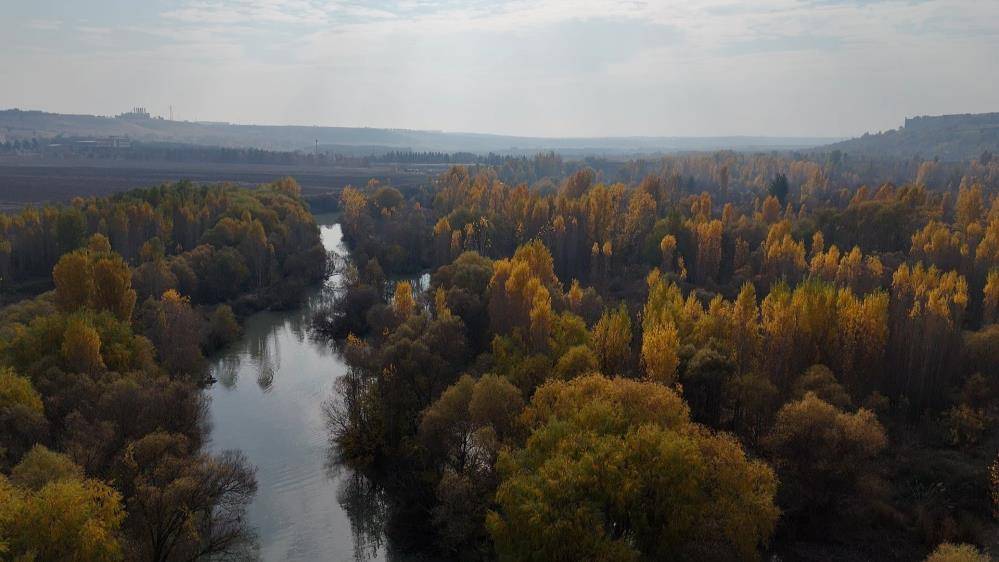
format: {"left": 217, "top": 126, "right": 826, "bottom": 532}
{"left": 2, "top": 0, "right": 998, "bottom": 139}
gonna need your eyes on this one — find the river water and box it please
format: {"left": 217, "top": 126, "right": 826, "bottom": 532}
{"left": 206, "top": 218, "right": 388, "bottom": 562}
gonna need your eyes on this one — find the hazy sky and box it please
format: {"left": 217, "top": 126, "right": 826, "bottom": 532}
{"left": 2, "top": 0, "right": 997, "bottom": 138}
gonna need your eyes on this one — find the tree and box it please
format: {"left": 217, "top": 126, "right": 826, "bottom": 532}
{"left": 589, "top": 304, "right": 632, "bottom": 375}
{"left": 924, "top": 543, "right": 990, "bottom": 562}
{"left": 61, "top": 315, "right": 106, "bottom": 373}
{"left": 393, "top": 280, "right": 416, "bottom": 320}
{"left": 640, "top": 320, "right": 680, "bottom": 385}
{"left": 53, "top": 251, "right": 94, "bottom": 313}
{"left": 681, "top": 347, "right": 736, "bottom": 426}
{"left": 488, "top": 374, "right": 778, "bottom": 561}
{"left": 0, "top": 474, "right": 124, "bottom": 562}
{"left": 10, "top": 445, "right": 83, "bottom": 490}
{"left": 115, "top": 432, "right": 257, "bottom": 562}
{"left": 983, "top": 269, "right": 999, "bottom": 325}
{"left": 554, "top": 344, "right": 599, "bottom": 380}
{"left": 693, "top": 219, "right": 723, "bottom": 283}
{"left": 91, "top": 254, "right": 137, "bottom": 322}
{"left": 765, "top": 393, "right": 886, "bottom": 530}
{"left": 53, "top": 246, "right": 136, "bottom": 321}
{"left": 791, "top": 364, "right": 851, "bottom": 408}
{"left": 137, "top": 290, "right": 203, "bottom": 375}
{"left": 954, "top": 183, "right": 984, "bottom": 229}
{"left": 0, "top": 368, "right": 48, "bottom": 470}
{"left": 0, "top": 367, "right": 43, "bottom": 414}
{"left": 768, "top": 173, "right": 789, "bottom": 205}
{"left": 488, "top": 241, "right": 559, "bottom": 351}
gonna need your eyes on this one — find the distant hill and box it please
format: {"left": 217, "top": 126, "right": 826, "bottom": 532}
{"left": 823, "top": 112, "right": 999, "bottom": 161}
{"left": 0, "top": 108, "right": 837, "bottom": 156}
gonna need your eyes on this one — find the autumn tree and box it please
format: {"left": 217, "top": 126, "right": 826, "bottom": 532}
{"left": 589, "top": 304, "right": 632, "bottom": 375}
{"left": 136, "top": 290, "right": 203, "bottom": 375}
{"left": 889, "top": 263, "right": 968, "bottom": 408}
{"left": 765, "top": 393, "right": 887, "bottom": 531}
{"left": 640, "top": 319, "right": 680, "bottom": 385}
{"left": 0, "top": 473, "right": 124, "bottom": 562}
{"left": 419, "top": 374, "right": 523, "bottom": 555}
{"left": 393, "top": 280, "right": 416, "bottom": 320}
{"left": 0, "top": 368, "right": 47, "bottom": 469}
{"left": 488, "top": 374, "right": 778, "bottom": 561}
{"left": 924, "top": 543, "right": 991, "bottom": 562}
{"left": 694, "top": 219, "right": 723, "bottom": 284}
{"left": 115, "top": 432, "right": 257, "bottom": 562}
{"left": 488, "top": 240, "right": 559, "bottom": 351}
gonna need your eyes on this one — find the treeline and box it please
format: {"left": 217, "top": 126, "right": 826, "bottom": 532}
{"left": 325, "top": 159, "right": 999, "bottom": 561}
{"left": 0, "top": 179, "right": 327, "bottom": 559}
{"left": 371, "top": 150, "right": 481, "bottom": 164}
{"left": 1, "top": 178, "right": 326, "bottom": 308}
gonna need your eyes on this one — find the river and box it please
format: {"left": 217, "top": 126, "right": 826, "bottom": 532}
{"left": 205, "top": 217, "right": 388, "bottom": 562}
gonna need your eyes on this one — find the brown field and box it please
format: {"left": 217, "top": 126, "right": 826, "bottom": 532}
{"left": 0, "top": 157, "right": 437, "bottom": 209}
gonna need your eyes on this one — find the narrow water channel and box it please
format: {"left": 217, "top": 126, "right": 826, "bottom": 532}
{"left": 205, "top": 217, "right": 387, "bottom": 562}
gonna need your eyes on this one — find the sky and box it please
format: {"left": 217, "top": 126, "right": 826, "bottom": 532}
{"left": 1, "top": 0, "right": 997, "bottom": 138}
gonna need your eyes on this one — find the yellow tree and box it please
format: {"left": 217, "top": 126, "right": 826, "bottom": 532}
{"left": 955, "top": 183, "right": 985, "bottom": 228}
{"left": 890, "top": 263, "right": 968, "bottom": 407}
{"left": 488, "top": 374, "right": 778, "bottom": 561}
{"left": 393, "top": 280, "right": 416, "bottom": 320}
{"left": 0, "top": 474, "right": 124, "bottom": 562}
{"left": 590, "top": 305, "right": 632, "bottom": 375}
{"left": 984, "top": 269, "right": 999, "bottom": 325}
{"left": 659, "top": 234, "right": 677, "bottom": 272}
{"left": 835, "top": 289, "right": 889, "bottom": 397}
{"left": 761, "top": 195, "right": 782, "bottom": 224}
{"left": 694, "top": 219, "right": 723, "bottom": 284}
{"left": 53, "top": 251, "right": 94, "bottom": 313}
{"left": 488, "top": 240, "right": 560, "bottom": 351}
{"left": 910, "top": 220, "right": 966, "bottom": 272}
{"left": 61, "top": 316, "right": 105, "bottom": 374}
{"left": 640, "top": 320, "right": 680, "bottom": 385}
{"left": 92, "top": 254, "right": 137, "bottom": 322}
{"left": 762, "top": 220, "right": 806, "bottom": 283}
{"left": 732, "top": 283, "right": 762, "bottom": 372}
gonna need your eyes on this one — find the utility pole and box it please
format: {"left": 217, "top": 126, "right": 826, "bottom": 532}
{"left": 315, "top": 139, "right": 318, "bottom": 156}
{"left": 169, "top": 105, "right": 173, "bottom": 121}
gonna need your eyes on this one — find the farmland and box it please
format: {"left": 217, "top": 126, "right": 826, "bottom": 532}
{"left": 0, "top": 157, "right": 436, "bottom": 209}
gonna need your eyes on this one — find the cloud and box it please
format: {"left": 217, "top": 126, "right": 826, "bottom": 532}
{"left": 2, "top": 0, "right": 998, "bottom": 137}
{"left": 26, "top": 19, "right": 63, "bottom": 31}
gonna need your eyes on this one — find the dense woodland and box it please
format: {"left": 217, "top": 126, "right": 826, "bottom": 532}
{"left": 321, "top": 150, "right": 999, "bottom": 561}
{"left": 0, "top": 179, "right": 325, "bottom": 560}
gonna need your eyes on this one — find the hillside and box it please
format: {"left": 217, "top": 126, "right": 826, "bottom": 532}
{"left": 0, "top": 108, "right": 836, "bottom": 156}
{"left": 824, "top": 112, "right": 999, "bottom": 161}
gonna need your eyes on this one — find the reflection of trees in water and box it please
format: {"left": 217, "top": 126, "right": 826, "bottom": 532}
{"left": 335, "top": 468, "right": 390, "bottom": 562}
{"left": 246, "top": 320, "right": 281, "bottom": 392}
{"left": 216, "top": 354, "right": 242, "bottom": 389}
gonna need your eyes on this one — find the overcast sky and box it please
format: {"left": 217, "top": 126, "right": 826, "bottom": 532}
{"left": 2, "top": 0, "right": 997, "bottom": 138}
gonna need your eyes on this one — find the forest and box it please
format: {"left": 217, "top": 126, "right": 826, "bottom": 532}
{"left": 0, "top": 148, "right": 997, "bottom": 561}
{"left": 0, "top": 178, "right": 326, "bottom": 560}
{"left": 318, "top": 149, "right": 999, "bottom": 561}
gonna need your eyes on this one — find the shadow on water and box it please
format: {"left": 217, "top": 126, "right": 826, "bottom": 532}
{"left": 206, "top": 217, "right": 417, "bottom": 562}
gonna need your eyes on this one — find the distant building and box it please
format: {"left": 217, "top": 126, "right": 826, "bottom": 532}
{"left": 117, "top": 107, "right": 150, "bottom": 119}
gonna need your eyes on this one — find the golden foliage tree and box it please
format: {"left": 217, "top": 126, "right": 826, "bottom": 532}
{"left": 0, "top": 473, "right": 124, "bottom": 562}
{"left": 589, "top": 304, "right": 632, "bottom": 375}
{"left": 488, "top": 374, "right": 778, "bottom": 561}
{"left": 640, "top": 320, "right": 680, "bottom": 385}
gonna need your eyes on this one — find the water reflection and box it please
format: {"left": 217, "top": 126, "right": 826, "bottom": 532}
{"left": 206, "top": 220, "right": 391, "bottom": 562}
